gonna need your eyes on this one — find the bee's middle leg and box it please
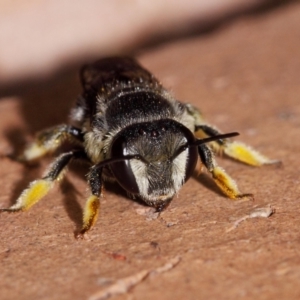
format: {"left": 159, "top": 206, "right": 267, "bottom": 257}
{"left": 0, "top": 150, "right": 88, "bottom": 213}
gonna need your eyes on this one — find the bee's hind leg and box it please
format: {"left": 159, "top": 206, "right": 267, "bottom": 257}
{"left": 195, "top": 124, "right": 279, "bottom": 166}
{"left": 18, "top": 125, "right": 84, "bottom": 162}
{"left": 0, "top": 150, "right": 87, "bottom": 213}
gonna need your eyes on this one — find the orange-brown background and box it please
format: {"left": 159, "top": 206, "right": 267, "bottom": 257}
{"left": 0, "top": 1, "right": 299, "bottom": 299}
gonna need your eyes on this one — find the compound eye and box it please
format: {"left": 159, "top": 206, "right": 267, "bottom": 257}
{"left": 109, "top": 136, "right": 140, "bottom": 195}
{"left": 184, "top": 146, "right": 198, "bottom": 182}
{"left": 176, "top": 125, "right": 198, "bottom": 182}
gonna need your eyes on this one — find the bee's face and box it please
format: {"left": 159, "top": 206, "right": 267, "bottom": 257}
{"left": 109, "top": 120, "right": 198, "bottom": 209}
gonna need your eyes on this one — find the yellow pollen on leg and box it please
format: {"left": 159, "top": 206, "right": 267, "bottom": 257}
{"left": 11, "top": 179, "right": 53, "bottom": 211}
{"left": 212, "top": 167, "right": 239, "bottom": 199}
{"left": 82, "top": 195, "right": 100, "bottom": 232}
{"left": 21, "top": 143, "right": 48, "bottom": 161}
{"left": 224, "top": 141, "right": 271, "bottom": 166}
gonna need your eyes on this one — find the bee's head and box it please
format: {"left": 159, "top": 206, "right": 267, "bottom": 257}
{"left": 108, "top": 120, "right": 198, "bottom": 209}
{"left": 98, "top": 120, "right": 238, "bottom": 211}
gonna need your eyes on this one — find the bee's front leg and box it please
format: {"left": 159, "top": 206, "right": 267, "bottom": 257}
{"left": 198, "top": 144, "right": 253, "bottom": 200}
{"left": 76, "top": 165, "right": 103, "bottom": 239}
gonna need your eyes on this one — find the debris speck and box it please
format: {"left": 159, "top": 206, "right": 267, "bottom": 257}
{"left": 135, "top": 206, "right": 160, "bottom": 220}
{"left": 226, "top": 205, "right": 275, "bottom": 232}
{"left": 101, "top": 250, "right": 127, "bottom": 261}
{"left": 150, "top": 241, "right": 160, "bottom": 252}
{"left": 89, "top": 256, "right": 181, "bottom": 300}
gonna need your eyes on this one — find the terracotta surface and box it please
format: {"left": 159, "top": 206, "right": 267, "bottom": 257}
{"left": 0, "top": 3, "right": 300, "bottom": 300}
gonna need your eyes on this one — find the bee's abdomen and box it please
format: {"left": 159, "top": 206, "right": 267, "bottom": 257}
{"left": 80, "top": 57, "right": 160, "bottom": 95}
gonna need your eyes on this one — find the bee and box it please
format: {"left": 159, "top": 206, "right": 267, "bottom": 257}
{"left": 0, "top": 57, "right": 278, "bottom": 238}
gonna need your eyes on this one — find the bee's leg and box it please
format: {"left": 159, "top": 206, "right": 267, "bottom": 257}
{"left": 195, "top": 125, "right": 279, "bottom": 166}
{"left": 198, "top": 144, "right": 253, "bottom": 200}
{"left": 76, "top": 165, "right": 103, "bottom": 238}
{"left": 20, "top": 125, "right": 84, "bottom": 162}
{"left": 0, "top": 150, "right": 87, "bottom": 213}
